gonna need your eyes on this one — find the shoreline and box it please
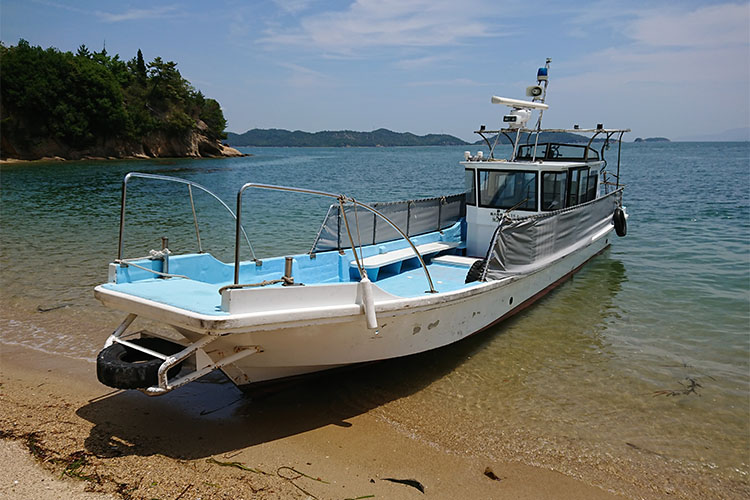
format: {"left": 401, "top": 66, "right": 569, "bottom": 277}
{"left": 0, "top": 343, "right": 625, "bottom": 500}
{"left": 0, "top": 153, "right": 250, "bottom": 165}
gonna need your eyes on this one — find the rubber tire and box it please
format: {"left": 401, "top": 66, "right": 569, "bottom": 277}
{"left": 613, "top": 207, "right": 627, "bottom": 237}
{"left": 465, "top": 259, "right": 487, "bottom": 283}
{"left": 97, "top": 337, "right": 185, "bottom": 390}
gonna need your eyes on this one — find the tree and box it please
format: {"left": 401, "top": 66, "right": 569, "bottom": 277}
{"left": 0, "top": 40, "right": 229, "bottom": 156}
{"left": 200, "top": 99, "right": 227, "bottom": 140}
{"left": 76, "top": 44, "right": 91, "bottom": 58}
{"left": 136, "top": 49, "right": 146, "bottom": 82}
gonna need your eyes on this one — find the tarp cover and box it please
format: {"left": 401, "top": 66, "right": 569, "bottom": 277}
{"left": 311, "top": 193, "right": 465, "bottom": 252}
{"left": 483, "top": 189, "right": 622, "bottom": 280}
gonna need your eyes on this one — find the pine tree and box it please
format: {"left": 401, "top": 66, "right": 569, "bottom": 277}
{"left": 136, "top": 49, "right": 146, "bottom": 82}
{"left": 76, "top": 44, "right": 90, "bottom": 58}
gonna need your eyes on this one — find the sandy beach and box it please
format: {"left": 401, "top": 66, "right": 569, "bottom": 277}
{"left": 0, "top": 343, "right": 627, "bottom": 500}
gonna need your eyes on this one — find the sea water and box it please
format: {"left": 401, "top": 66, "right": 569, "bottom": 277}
{"left": 1, "top": 143, "right": 748, "bottom": 497}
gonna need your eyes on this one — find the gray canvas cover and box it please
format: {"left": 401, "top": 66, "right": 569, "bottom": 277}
{"left": 483, "top": 189, "right": 622, "bottom": 280}
{"left": 311, "top": 193, "right": 465, "bottom": 252}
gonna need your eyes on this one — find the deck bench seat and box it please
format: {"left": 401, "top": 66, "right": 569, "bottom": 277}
{"left": 431, "top": 255, "right": 481, "bottom": 267}
{"left": 350, "top": 241, "right": 459, "bottom": 280}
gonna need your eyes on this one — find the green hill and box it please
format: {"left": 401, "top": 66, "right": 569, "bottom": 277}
{"left": 227, "top": 128, "right": 612, "bottom": 148}
{"left": 0, "top": 40, "right": 235, "bottom": 160}
{"left": 227, "top": 128, "right": 468, "bottom": 147}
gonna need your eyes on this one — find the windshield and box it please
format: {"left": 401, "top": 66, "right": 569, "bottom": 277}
{"left": 478, "top": 170, "right": 537, "bottom": 210}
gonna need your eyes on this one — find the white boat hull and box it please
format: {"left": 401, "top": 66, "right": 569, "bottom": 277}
{"left": 95, "top": 227, "right": 614, "bottom": 388}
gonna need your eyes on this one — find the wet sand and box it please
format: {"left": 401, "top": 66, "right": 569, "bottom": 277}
{"left": 0, "top": 343, "right": 626, "bottom": 500}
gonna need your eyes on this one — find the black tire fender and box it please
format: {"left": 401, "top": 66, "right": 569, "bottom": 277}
{"left": 96, "top": 337, "right": 185, "bottom": 390}
{"left": 465, "top": 259, "right": 487, "bottom": 283}
{"left": 613, "top": 207, "right": 627, "bottom": 237}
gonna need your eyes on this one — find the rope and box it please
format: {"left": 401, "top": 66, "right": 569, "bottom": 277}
{"left": 116, "top": 260, "right": 190, "bottom": 280}
{"left": 218, "top": 276, "right": 296, "bottom": 295}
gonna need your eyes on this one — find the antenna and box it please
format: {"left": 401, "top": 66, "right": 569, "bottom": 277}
{"left": 491, "top": 96, "right": 548, "bottom": 132}
{"left": 530, "top": 58, "right": 551, "bottom": 161}
{"left": 491, "top": 96, "right": 549, "bottom": 110}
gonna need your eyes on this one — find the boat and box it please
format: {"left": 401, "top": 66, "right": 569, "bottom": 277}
{"left": 94, "top": 60, "right": 629, "bottom": 395}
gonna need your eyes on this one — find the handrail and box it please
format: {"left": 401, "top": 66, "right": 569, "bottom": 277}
{"left": 118, "top": 172, "right": 255, "bottom": 261}
{"left": 187, "top": 184, "right": 202, "bottom": 253}
{"left": 234, "top": 183, "right": 437, "bottom": 293}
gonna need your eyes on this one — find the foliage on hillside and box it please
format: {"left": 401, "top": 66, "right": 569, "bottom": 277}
{"left": 0, "top": 40, "right": 227, "bottom": 154}
{"left": 634, "top": 137, "right": 670, "bottom": 142}
{"left": 227, "top": 128, "right": 468, "bottom": 147}
{"left": 227, "top": 128, "right": 603, "bottom": 148}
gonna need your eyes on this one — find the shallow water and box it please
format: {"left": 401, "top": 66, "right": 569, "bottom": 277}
{"left": 1, "top": 143, "right": 748, "bottom": 497}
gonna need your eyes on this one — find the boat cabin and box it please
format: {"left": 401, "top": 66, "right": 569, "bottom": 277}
{"left": 460, "top": 62, "right": 628, "bottom": 257}
{"left": 462, "top": 141, "right": 609, "bottom": 257}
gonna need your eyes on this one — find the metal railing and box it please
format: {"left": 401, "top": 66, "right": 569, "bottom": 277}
{"left": 117, "top": 172, "right": 255, "bottom": 261}
{"left": 234, "top": 183, "right": 438, "bottom": 293}
{"left": 309, "top": 193, "right": 465, "bottom": 253}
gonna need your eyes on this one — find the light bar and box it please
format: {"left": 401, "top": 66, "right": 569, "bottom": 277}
{"left": 491, "top": 96, "right": 549, "bottom": 110}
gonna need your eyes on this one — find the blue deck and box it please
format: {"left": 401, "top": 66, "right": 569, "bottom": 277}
{"left": 376, "top": 261, "right": 476, "bottom": 296}
{"left": 102, "top": 223, "right": 476, "bottom": 316}
{"left": 102, "top": 277, "right": 229, "bottom": 315}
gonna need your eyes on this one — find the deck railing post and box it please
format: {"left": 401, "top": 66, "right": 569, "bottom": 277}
{"left": 118, "top": 175, "right": 129, "bottom": 261}
{"left": 234, "top": 186, "right": 245, "bottom": 284}
{"left": 406, "top": 201, "right": 412, "bottom": 236}
{"left": 116, "top": 172, "right": 255, "bottom": 264}
{"left": 188, "top": 184, "right": 203, "bottom": 253}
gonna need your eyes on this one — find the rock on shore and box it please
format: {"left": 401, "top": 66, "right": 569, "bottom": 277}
{"left": 0, "top": 120, "right": 244, "bottom": 161}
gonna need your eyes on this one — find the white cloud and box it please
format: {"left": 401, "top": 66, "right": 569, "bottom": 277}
{"left": 272, "top": 0, "right": 313, "bottom": 14}
{"left": 30, "top": 0, "right": 88, "bottom": 16}
{"left": 394, "top": 54, "right": 451, "bottom": 70}
{"left": 630, "top": 3, "right": 749, "bottom": 48}
{"left": 559, "top": 3, "right": 749, "bottom": 92}
{"left": 229, "top": 12, "right": 251, "bottom": 38}
{"left": 95, "top": 6, "right": 181, "bottom": 23}
{"left": 276, "top": 61, "right": 335, "bottom": 88}
{"left": 260, "top": 0, "right": 501, "bottom": 54}
{"left": 406, "top": 78, "right": 486, "bottom": 87}
{"left": 27, "top": 1, "right": 182, "bottom": 24}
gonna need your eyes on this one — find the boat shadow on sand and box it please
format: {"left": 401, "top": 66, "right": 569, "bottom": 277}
{"left": 75, "top": 332, "right": 493, "bottom": 461}
{"left": 75, "top": 256, "right": 626, "bottom": 461}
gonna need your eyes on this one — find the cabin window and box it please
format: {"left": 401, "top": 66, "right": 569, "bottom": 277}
{"left": 542, "top": 172, "right": 567, "bottom": 211}
{"left": 516, "top": 143, "right": 599, "bottom": 162}
{"left": 584, "top": 170, "right": 599, "bottom": 202}
{"left": 567, "top": 167, "right": 590, "bottom": 206}
{"left": 551, "top": 144, "right": 599, "bottom": 161}
{"left": 478, "top": 170, "right": 537, "bottom": 211}
{"left": 465, "top": 169, "right": 476, "bottom": 206}
{"left": 578, "top": 170, "right": 589, "bottom": 203}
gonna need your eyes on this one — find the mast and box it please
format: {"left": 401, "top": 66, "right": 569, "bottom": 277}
{"left": 531, "top": 58, "right": 551, "bottom": 162}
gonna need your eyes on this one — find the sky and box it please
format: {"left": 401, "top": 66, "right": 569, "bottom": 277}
{"left": 2, "top": 0, "right": 748, "bottom": 141}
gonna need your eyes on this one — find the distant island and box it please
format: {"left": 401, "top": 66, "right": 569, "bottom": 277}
{"left": 227, "top": 128, "right": 467, "bottom": 147}
{"left": 634, "top": 137, "right": 671, "bottom": 143}
{"left": 0, "top": 40, "right": 241, "bottom": 161}
{"left": 226, "top": 129, "right": 628, "bottom": 148}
